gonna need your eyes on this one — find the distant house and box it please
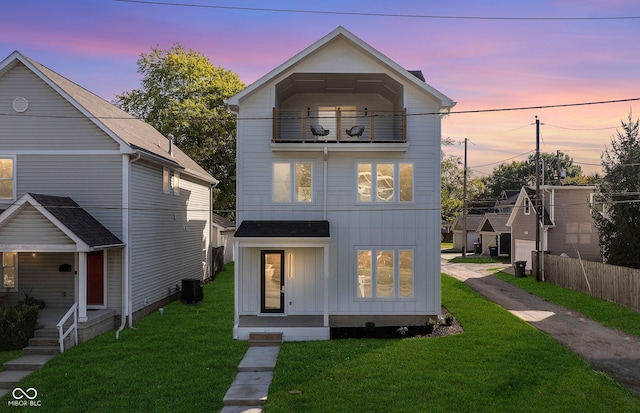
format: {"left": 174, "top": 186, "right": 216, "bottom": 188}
{"left": 507, "top": 185, "right": 600, "bottom": 270}
{"left": 0, "top": 51, "right": 217, "bottom": 343}
{"left": 452, "top": 214, "right": 484, "bottom": 253}
{"left": 212, "top": 213, "right": 235, "bottom": 264}
{"left": 477, "top": 213, "right": 511, "bottom": 256}
{"left": 492, "top": 189, "right": 520, "bottom": 214}
{"left": 227, "top": 27, "right": 455, "bottom": 341}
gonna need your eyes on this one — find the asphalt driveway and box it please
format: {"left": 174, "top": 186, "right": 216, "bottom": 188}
{"left": 441, "top": 254, "right": 640, "bottom": 398}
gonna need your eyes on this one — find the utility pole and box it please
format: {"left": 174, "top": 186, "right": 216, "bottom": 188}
{"left": 535, "top": 117, "right": 541, "bottom": 281}
{"left": 462, "top": 138, "right": 468, "bottom": 257}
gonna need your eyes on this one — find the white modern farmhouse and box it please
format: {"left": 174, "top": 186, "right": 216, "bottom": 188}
{"left": 0, "top": 51, "right": 217, "bottom": 345}
{"left": 227, "top": 27, "right": 455, "bottom": 341}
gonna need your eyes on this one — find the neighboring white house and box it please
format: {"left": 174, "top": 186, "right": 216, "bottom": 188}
{"left": 0, "top": 51, "right": 217, "bottom": 342}
{"left": 227, "top": 27, "right": 455, "bottom": 341}
{"left": 212, "top": 213, "right": 235, "bottom": 264}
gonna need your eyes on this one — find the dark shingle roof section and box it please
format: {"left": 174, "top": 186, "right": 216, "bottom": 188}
{"left": 212, "top": 213, "right": 235, "bottom": 230}
{"left": 235, "top": 220, "right": 330, "bottom": 238}
{"left": 29, "top": 193, "right": 123, "bottom": 248}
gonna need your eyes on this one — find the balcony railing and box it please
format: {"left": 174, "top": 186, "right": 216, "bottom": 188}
{"left": 273, "top": 108, "right": 406, "bottom": 143}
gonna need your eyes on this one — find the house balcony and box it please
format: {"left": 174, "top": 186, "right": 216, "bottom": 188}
{"left": 272, "top": 108, "right": 407, "bottom": 143}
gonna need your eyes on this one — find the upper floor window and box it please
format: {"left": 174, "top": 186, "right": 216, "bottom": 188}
{"left": 357, "top": 162, "right": 413, "bottom": 203}
{"left": 0, "top": 158, "right": 15, "bottom": 201}
{"left": 273, "top": 162, "right": 313, "bottom": 203}
{"left": 163, "top": 168, "right": 180, "bottom": 195}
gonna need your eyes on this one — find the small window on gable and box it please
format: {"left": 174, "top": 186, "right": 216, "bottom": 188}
{"left": 163, "top": 168, "right": 170, "bottom": 193}
{"left": 524, "top": 197, "right": 531, "bottom": 215}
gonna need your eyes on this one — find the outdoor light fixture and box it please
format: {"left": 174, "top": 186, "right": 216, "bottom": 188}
{"left": 288, "top": 253, "right": 294, "bottom": 278}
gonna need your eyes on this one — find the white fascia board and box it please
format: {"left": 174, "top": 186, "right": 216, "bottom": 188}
{"left": 0, "top": 244, "right": 79, "bottom": 252}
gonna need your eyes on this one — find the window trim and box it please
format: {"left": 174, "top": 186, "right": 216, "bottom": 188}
{"left": 0, "top": 156, "right": 16, "bottom": 202}
{"left": 272, "top": 161, "right": 314, "bottom": 203}
{"left": 173, "top": 171, "right": 181, "bottom": 196}
{"left": 162, "top": 168, "right": 171, "bottom": 194}
{"left": 355, "top": 248, "right": 414, "bottom": 300}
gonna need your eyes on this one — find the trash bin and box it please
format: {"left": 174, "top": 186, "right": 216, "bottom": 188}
{"left": 473, "top": 242, "right": 481, "bottom": 254}
{"left": 181, "top": 279, "right": 203, "bottom": 304}
{"left": 489, "top": 246, "right": 498, "bottom": 257}
{"left": 514, "top": 261, "right": 527, "bottom": 277}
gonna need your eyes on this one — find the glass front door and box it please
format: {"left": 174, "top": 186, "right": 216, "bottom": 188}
{"left": 261, "top": 251, "right": 284, "bottom": 313}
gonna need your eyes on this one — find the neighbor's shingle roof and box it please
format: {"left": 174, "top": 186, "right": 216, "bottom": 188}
{"left": 29, "top": 193, "right": 123, "bottom": 248}
{"left": 8, "top": 52, "right": 217, "bottom": 185}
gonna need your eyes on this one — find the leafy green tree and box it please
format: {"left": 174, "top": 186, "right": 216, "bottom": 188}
{"left": 441, "top": 140, "right": 463, "bottom": 224}
{"left": 114, "top": 44, "right": 245, "bottom": 219}
{"left": 484, "top": 151, "right": 584, "bottom": 199}
{"left": 592, "top": 113, "right": 640, "bottom": 268}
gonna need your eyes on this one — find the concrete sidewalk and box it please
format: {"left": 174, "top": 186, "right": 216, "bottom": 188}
{"left": 441, "top": 258, "right": 640, "bottom": 397}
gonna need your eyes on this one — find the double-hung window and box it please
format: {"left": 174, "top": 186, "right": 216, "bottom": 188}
{"left": 163, "top": 168, "right": 180, "bottom": 195}
{"left": 273, "top": 162, "right": 313, "bottom": 203}
{"left": 357, "top": 249, "right": 413, "bottom": 299}
{"left": 357, "top": 162, "right": 413, "bottom": 203}
{"left": 0, "top": 158, "right": 15, "bottom": 201}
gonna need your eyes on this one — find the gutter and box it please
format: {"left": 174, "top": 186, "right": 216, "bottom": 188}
{"left": 116, "top": 152, "right": 140, "bottom": 339}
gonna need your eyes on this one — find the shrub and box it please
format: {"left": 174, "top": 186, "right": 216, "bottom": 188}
{"left": 425, "top": 318, "right": 437, "bottom": 334}
{"left": 365, "top": 321, "right": 376, "bottom": 332}
{"left": 0, "top": 303, "right": 40, "bottom": 350}
{"left": 444, "top": 313, "right": 455, "bottom": 326}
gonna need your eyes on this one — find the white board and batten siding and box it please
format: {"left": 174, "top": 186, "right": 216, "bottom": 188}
{"left": 129, "top": 160, "right": 211, "bottom": 313}
{"left": 236, "top": 77, "right": 443, "bottom": 318}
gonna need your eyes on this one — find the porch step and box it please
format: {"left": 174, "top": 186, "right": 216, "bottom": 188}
{"left": 29, "top": 336, "right": 59, "bottom": 347}
{"left": 3, "top": 355, "right": 55, "bottom": 371}
{"left": 23, "top": 345, "right": 60, "bottom": 356}
{"left": 249, "top": 332, "right": 283, "bottom": 347}
{"left": 0, "top": 370, "right": 32, "bottom": 389}
{"left": 34, "top": 328, "right": 59, "bottom": 338}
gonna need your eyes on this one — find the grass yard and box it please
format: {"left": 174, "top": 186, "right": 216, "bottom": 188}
{"left": 265, "top": 275, "right": 640, "bottom": 412}
{"left": 0, "top": 264, "right": 247, "bottom": 412}
{"left": 1, "top": 268, "right": 639, "bottom": 412}
{"left": 495, "top": 271, "right": 640, "bottom": 338}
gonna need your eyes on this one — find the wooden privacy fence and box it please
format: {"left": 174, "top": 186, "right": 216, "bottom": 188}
{"left": 541, "top": 253, "right": 640, "bottom": 313}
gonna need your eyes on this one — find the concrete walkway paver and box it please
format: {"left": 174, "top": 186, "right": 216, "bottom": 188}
{"left": 221, "top": 346, "right": 280, "bottom": 413}
{"left": 442, "top": 257, "right": 640, "bottom": 397}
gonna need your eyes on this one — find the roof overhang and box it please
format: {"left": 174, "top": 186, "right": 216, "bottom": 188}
{"left": 234, "top": 221, "right": 330, "bottom": 247}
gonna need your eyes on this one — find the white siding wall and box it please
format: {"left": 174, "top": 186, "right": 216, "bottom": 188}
{"left": 129, "top": 160, "right": 211, "bottom": 313}
{"left": 236, "top": 60, "right": 443, "bottom": 317}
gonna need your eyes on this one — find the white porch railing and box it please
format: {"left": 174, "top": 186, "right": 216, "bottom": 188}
{"left": 56, "top": 302, "right": 78, "bottom": 353}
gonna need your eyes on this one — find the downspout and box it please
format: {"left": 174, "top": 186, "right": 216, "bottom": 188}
{"left": 116, "top": 152, "right": 140, "bottom": 339}
{"left": 323, "top": 147, "right": 328, "bottom": 220}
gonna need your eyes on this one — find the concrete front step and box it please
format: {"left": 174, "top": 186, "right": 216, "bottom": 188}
{"left": 29, "top": 336, "right": 59, "bottom": 347}
{"left": 0, "top": 370, "right": 32, "bottom": 389}
{"left": 34, "top": 328, "right": 59, "bottom": 338}
{"left": 23, "top": 345, "right": 60, "bottom": 356}
{"left": 248, "top": 332, "right": 283, "bottom": 347}
{"left": 4, "top": 355, "right": 56, "bottom": 371}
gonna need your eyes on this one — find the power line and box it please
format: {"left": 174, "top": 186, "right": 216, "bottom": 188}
{"left": 114, "top": 0, "right": 640, "bottom": 21}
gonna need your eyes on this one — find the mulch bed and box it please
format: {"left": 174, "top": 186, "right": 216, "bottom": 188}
{"left": 330, "top": 306, "right": 464, "bottom": 339}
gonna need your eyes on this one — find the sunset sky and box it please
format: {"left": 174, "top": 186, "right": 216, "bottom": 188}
{"left": 2, "top": 0, "right": 639, "bottom": 177}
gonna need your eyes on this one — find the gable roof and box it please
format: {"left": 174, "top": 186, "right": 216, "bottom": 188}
{"left": 452, "top": 214, "right": 485, "bottom": 232}
{"left": 227, "top": 26, "right": 455, "bottom": 111}
{"left": 0, "top": 193, "right": 123, "bottom": 251}
{"left": 0, "top": 51, "right": 217, "bottom": 185}
{"left": 506, "top": 186, "right": 554, "bottom": 227}
{"left": 212, "top": 213, "right": 235, "bottom": 230}
{"left": 478, "top": 213, "right": 511, "bottom": 234}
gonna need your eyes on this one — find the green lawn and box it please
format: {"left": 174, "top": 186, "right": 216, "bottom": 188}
{"left": 0, "top": 264, "right": 248, "bottom": 412}
{"left": 1, "top": 268, "right": 639, "bottom": 412}
{"left": 265, "top": 275, "right": 640, "bottom": 412}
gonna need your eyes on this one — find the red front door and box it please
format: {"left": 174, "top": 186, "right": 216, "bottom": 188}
{"left": 87, "top": 251, "right": 104, "bottom": 306}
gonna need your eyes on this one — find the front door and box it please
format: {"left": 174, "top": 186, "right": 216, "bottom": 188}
{"left": 261, "top": 250, "right": 284, "bottom": 313}
{"left": 87, "top": 251, "right": 104, "bottom": 306}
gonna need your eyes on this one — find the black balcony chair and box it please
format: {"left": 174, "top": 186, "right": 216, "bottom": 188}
{"left": 345, "top": 125, "right": 365, "bottom": 137}
{"left": 310, "top": 124, "right": 330, "bottom": 137}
